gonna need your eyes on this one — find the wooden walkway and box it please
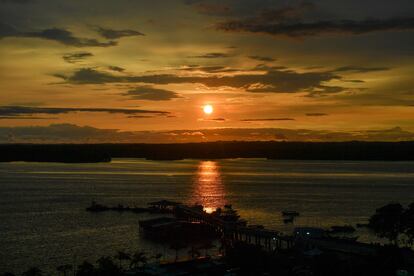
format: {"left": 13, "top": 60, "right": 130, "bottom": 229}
{"left": 175, "top": 205, "right": 294, "bottom": 251}
{"left": 174, "top": 205, "right": 412, "bottom": 260}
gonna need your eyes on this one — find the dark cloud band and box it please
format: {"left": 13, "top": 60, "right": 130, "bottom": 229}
{"left": 0, "top": 106, "right": 170, "bottom": 118}
{"left": 55, "top": 66, "right": 341, "bottom": 95}
{"left": 306, "top": 113, "right": 328, "bottom": 117}
{"left": 248, "top": 55, "right": 275, "bottom": 62}
{"left": 62, "top": 52, "right": 93, "bottom": 63}
{"left": 188, "top": 52, "right": 231, "bottom": 58}
{"left": 217, "top": 17, "right": 414, "bottom": 38}
{"left": 95, "top": 27, "right": 144, "bottom": 39}
{"left": 123, "top": 86, "right": 181, "bottom": 101}
{"left": 0, "top": 23, "right": 117, "bottom": 47}
{"left": 0, "top": 24, "right": 144, "bottom": 48}
{"left": 241, "top": 118, "right": 295, "bottom": 122}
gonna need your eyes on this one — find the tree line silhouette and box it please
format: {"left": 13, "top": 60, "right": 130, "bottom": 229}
{"left": 1, "top": 141, "right": 414, "bottom": 162}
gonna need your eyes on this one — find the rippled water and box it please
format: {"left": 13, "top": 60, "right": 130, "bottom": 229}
{"left": 0, "top": 158, "right": 413, "bottom": 273}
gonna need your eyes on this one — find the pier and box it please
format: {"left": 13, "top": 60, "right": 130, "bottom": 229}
{"left": 175, "top": 205, "right": 295, "bottom": 252}
{"left": 173, "top": 204, "right": 410, "bottom": 260}
{"left": 93, "top": 200, "right": 413, "bottom": 262}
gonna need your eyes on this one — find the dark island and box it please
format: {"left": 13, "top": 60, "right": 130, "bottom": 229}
{"left": 0, "top": 141, "right": 414, "bottom": 163}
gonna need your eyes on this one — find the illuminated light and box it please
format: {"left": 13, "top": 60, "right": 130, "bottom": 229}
{"left": 203, "top": 104, "right": 213, "bottom": 115}
{"left": 192, "top": 161, "right": 225, "bottom": 213}
{"left": 204, "top": 207, "right": 215, "bottom": 214}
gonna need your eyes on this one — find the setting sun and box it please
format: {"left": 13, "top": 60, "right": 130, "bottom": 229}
{"left": 203, "top": 104, "right": 213, "bottom": 115}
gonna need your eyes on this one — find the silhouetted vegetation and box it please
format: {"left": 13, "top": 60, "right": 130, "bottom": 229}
{"left": 368, "top": 202, "right": 414, "bottom": 246}
{"left": 0, "top": 144, "right": 111, "bottom": 163}
{"left": 129, "top": 251, "right": 148, "bottom": 269}
{"left": 21, "top": 267, "right": 43, "bottom": 276}
{"left": 226, "top": 242, "right": 269, "bottom": 275}
{"left": 406, "top": 203, "right": 414, "bottom": 246}
{"left": 114, "top": 251, "right": 131, "bottom": 270}
{"left": 2, "top": 251, "right": 154, "bottom": 276}
{"left": 56, "top": 264, "right": 72, "bottom": 276}
{"left": 75, "top": 261, "right": 95, "bottom": 276}
{"left": 86, "top": 201, "right": 151, "bottom": 213}
{"left": 1, "top": 141, "right": 414, "bottom": 162}
{"left": 224, "top": 241, "right": 412, "bottom": 276}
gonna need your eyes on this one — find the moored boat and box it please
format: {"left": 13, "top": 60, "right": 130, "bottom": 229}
{"left": 329, "top": 225, "right": 356, "bottom": 233}
{"left": 282, "top": 210, "right": 300, "bottom": 217}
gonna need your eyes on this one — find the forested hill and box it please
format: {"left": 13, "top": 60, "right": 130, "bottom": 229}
{"left": 1, "top": 141, "right": 414, "bottom": 163}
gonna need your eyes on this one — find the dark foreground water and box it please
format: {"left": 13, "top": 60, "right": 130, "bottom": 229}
{"left": 0, "top": 159, "right": 413, "bottom": 273}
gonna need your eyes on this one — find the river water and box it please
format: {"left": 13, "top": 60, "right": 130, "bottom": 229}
{"left": 0, "top": 158, "right": 413, "bottom": 273}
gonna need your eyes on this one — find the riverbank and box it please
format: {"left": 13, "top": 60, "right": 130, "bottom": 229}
{"left": 1, "top": 141, "right": 414, "bottom": 162}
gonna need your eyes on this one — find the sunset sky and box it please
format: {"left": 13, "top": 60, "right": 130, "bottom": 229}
{"left": 1, "top": 0, "right": 414, "bottom": 143}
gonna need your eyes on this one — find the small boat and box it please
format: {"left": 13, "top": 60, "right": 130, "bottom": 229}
{"left": 86, "top": 201, "right": 109, "bottom": 212}
{"left": 337, "top": 236, "right": 359, "bottom": 242}
{"left": 326, "top": 235, "right": 359, "bottom": 243}
{"left": 283, "top": 217, "right": 294, "bottom": 224}
{"left": 282, "top": 210, "right": 300, "bottom": 217}
{"left": 330, "top": 225, "right": 356, "bottom": 233}
{"left": 86, "top": 201, "right": 150, "bottom": 213}
{"left": 139, "top": 217, "right": 218, "bottom": 241}
{"left": 248, "top": 224, "right": 265, "bottom": 229}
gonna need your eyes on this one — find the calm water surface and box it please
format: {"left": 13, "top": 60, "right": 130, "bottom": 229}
{"left": 0, "top": 158, "right": 413, "bottom": 273}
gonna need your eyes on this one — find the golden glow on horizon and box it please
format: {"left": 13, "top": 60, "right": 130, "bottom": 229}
{"left": 1, "top": 0, "right": 414, "bottom": 142}
{"left": 203, "top": 104, "right": 213, "bottom": 115}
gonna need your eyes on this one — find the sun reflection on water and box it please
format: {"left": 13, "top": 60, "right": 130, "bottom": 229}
{"left": 192, "top": 161, "right": 226, "bottom": 213}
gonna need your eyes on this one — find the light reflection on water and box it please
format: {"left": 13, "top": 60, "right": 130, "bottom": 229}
{"left": 192, "top": 161, "right": 226, "bottom": 213}
{"left": 1, "top": 158, "right": 414, "bottom": 274}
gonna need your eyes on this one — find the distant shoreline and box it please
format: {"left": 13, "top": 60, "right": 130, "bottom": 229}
{"left": 1, "top": 141, "right": 414, "bottom": 163}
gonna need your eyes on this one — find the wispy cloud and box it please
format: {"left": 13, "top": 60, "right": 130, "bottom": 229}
{"left": 188, "top": 52, "right": 231, "bottom": 58}
{"left": 215, "top": 1, "right": 414, "bottom": 39}
{"left": 333, "top": 66, "right": 390, "bottom": 73}
{"left": 55, "top": 66, "right": 342, "bottom": 95}
{"left": 0, "top": 106, "right": 170, "bottom": 119}
{"left": 95, "top": 27, "right": 145, "bottom": 39}
{"left": 0, "top": 23, "right": 117, "bottom": 47}
{"left": 241, "top": 118, "right": 294, "bottom": 122}
{"left": 25, "top": 28, "right": 117, "bottom": 47}
{"left": 123, "top": 86, "right": 181, "bottom": 101}
{"left": 248, "top": 55, "right": 275, "bottom": 62}
{"left": 62, "top": 52, "right": 93, "bottom": 63}
{"left": 305, "top": 113, "right": 328, "bottom": 116}
{"left": 199, "top": 117, "right": 227, "bottom": 122}
{"left": 108, "top": 66, "right": 125, "bottom": 72}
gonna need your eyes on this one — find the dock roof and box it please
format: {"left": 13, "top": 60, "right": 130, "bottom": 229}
{"left": 148, "top": 199, "right": 181, "bottom": 206}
